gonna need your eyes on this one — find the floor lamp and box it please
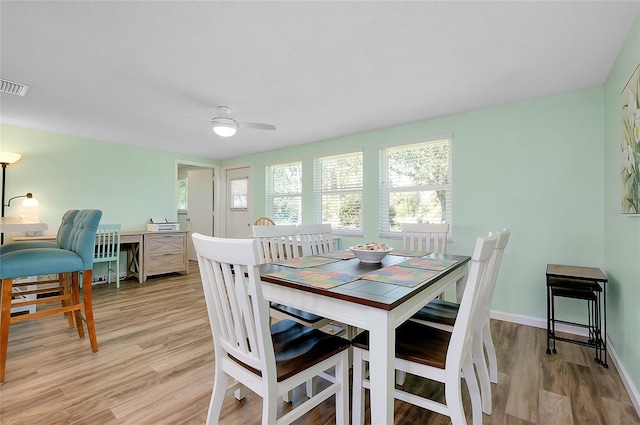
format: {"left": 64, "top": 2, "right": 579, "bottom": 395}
{"left": 0, "top": 151, "right": 23, "bottom": 244}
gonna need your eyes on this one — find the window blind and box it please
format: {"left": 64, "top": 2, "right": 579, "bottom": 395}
{"left": 379, "top": 138, "right": 452, "bottom": 237}
{"left": 313, "top": 151, "right": 363, "bottom": 234}
{"left": 265, "top": 161, "right": 302, "bottom": 224}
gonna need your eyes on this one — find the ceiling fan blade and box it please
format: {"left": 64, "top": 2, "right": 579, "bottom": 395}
{"left": 174, "top": 112, "right": 212, "bottom": 122}
{"left": 240, "top": 122, "right": 276, "bottom": 131}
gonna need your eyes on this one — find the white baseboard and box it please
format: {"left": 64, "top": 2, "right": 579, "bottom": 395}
{"left": 606, "top": 335, "right": 640, "bottom": 416}
{"left": 490, "top": 310, "right": 640, "bottom": 416}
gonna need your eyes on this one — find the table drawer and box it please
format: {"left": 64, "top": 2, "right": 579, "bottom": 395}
{"left": 145, "top": 234, "right": 186, "bottom": 254}
{"left": 145, "top": 252, "right": 187, "bottom": 276}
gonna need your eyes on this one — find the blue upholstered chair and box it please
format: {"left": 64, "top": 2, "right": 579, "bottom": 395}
{"left": 0, "top": 210, "right": 81, "bottom": 327}
{"left": 0, "top": 209, "right": 102, "bottom": 383}
{"left": 0, "top": 209, "right": 79, "bottom": 253}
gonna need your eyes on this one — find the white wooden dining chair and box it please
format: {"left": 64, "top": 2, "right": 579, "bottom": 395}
{"left": 192, "top": 234, "right": 349, "bottom": 425}
{"left": 252, "top": 224, "right": 334, "bottom": 399}
{"left": 251, "top": 224, "right": 332, "bottom": 329}
{"left": 297, "top": 223, "right": 333, "bottom": 256}
{"left": 409, "top": 228, "right": 511, "bottom": 414}
{"left": 352, "top": 233, "right": 498, "bottom": 425}
{"left": 297, "top": 223, "right": 352, "bottom": 340}
{"left": 252, "top": 224, "right": 301, "bottom": 263}
{"left": 401, "top": 222, "right": 449, "bottom": 254}
{"left": 402, "top": 222, "right": 451, "bottom": 300}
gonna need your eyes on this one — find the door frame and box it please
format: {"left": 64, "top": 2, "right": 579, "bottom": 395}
{"left": 220, "top": 164, "right": 252, "bottom": 237}
{"left": 174, "top": 160, "right": 220, "bottom": 238}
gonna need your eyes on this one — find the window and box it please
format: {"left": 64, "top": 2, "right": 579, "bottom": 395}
{"left": 313, "top": 151, "right": 363, "bottom": 235}
{"left": 265, "top": 161, "right": 302, "bottom": 224}
{"left": 230, "top": 178, "right": 248, "bottom": 210}
{"left": 379, "top": 137, "right": 452, "bottom": 236}
{"left": 177, "top": 177, "right": 188, "bottom": 211}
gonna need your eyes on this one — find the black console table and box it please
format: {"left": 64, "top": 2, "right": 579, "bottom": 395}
{"left": 546, "top": 264, "right": 608, "bottom": 368}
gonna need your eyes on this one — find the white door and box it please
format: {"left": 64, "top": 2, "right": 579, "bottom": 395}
{"left": 187, "top": 168, "right": 214, "bottom": 260}
{"left": 225, "top": 166, "right": 251, "bottom": 238}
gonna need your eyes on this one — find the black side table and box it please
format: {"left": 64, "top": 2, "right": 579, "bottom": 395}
{"left": 546, "top": 264, "right": 608, "bottom": 368}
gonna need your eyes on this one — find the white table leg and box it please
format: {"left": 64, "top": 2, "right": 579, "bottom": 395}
{"left": 368, "top": 309, "right": 395, "bottom": 425}
{"left": 456, "top": 263, "right": 469, "bottom": 303}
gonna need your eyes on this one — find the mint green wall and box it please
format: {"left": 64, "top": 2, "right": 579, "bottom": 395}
{"left": 0, "top": 125, "right": 219, "bottom": 232}
{"left": 604, "top": 16, "right": 640, "bottom": 399}
{"left": 223, "top": 87, "right": 605, "bottom": 321}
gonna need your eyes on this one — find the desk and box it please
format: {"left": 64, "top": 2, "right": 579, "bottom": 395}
{"left": 12, "top": 230, "right": 189, "bottom": 283}
{"left": 0, "top": 217, "right": 48, "bottom": 234}
{"left": 546, "top": 264, "right": 608, "bottom": 368}
{"left": 259, "top": 252, "right": 470, "bottom": 424}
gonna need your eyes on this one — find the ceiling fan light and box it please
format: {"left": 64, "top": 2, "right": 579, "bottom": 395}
{"left": 212, "top": 118, "right": 238, "bottom": 137}
{"left": 213, "top": 125, "right": 237, "bottom": 137}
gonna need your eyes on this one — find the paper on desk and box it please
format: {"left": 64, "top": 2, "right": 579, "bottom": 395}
{"left": 19, "top": 214, "right": 41, "bottom": 223}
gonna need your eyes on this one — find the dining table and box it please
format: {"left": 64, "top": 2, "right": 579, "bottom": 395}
{"left": 259, "top": 249, "right": 470, "bottom": 424}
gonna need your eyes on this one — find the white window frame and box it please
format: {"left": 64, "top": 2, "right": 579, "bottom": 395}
{"left": 177, "top": 177, "right": 188, "bottom": 212}
{"left": 379, "top": 136, "right": 452, "bottom": 238}
{"left": 313, "top": 150, "right": 364, "bottom": 236}
{"left": 265, "top": 160, "right": 302, "bottom": 224}
{"left": 230, "top": 178, "right": 248, "bottom": 210}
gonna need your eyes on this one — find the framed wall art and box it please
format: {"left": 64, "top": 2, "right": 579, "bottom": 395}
{"left": 621, "top": 63, "right": 640, "bottom": 214}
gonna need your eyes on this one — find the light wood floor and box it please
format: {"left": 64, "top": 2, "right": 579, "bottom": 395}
{"left": 1, "top": 262, "right": 638, "bottom": 424}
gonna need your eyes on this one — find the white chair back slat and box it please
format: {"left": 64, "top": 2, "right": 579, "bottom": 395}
{"left": 401, "top": 223, "right": 449, "bottom": 254}
{"left": 298, "top": 223, "right": 333, "bottom": 256}
{"left": 252, "top": 224, "right": 301, "bottom": 263}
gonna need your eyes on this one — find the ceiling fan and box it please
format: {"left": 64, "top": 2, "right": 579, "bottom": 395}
{"left": 180, "top": 106, "right": 276, "bottom": 137}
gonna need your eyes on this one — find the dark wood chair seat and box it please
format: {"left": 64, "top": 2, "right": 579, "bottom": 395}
{"left": 352, "top": 320, "right": 451, "bottom": 369}
{"left": 270, "top": 303, "right": 326, "bottom": 324}
{"left": 411, "top": 298, "right": 458, "bottom": 327}
{"left": 272, "top": 319, "right": 350, "bottom": 381}
{"left": 231, "top": 319, "right": 350, "bottom": 381}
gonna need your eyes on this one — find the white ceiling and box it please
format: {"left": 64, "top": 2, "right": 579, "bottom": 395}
{"left": 1, "top": 1, "right": 638, "bottom": 160}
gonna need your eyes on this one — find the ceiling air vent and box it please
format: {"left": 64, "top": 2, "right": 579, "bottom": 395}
{"left": 0, "top": 78, "right": 29, "bottom": 96}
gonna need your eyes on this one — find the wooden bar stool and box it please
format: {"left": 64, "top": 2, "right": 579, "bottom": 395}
{"left": 0, "top": 209, "right": 102, "bottom": 383}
